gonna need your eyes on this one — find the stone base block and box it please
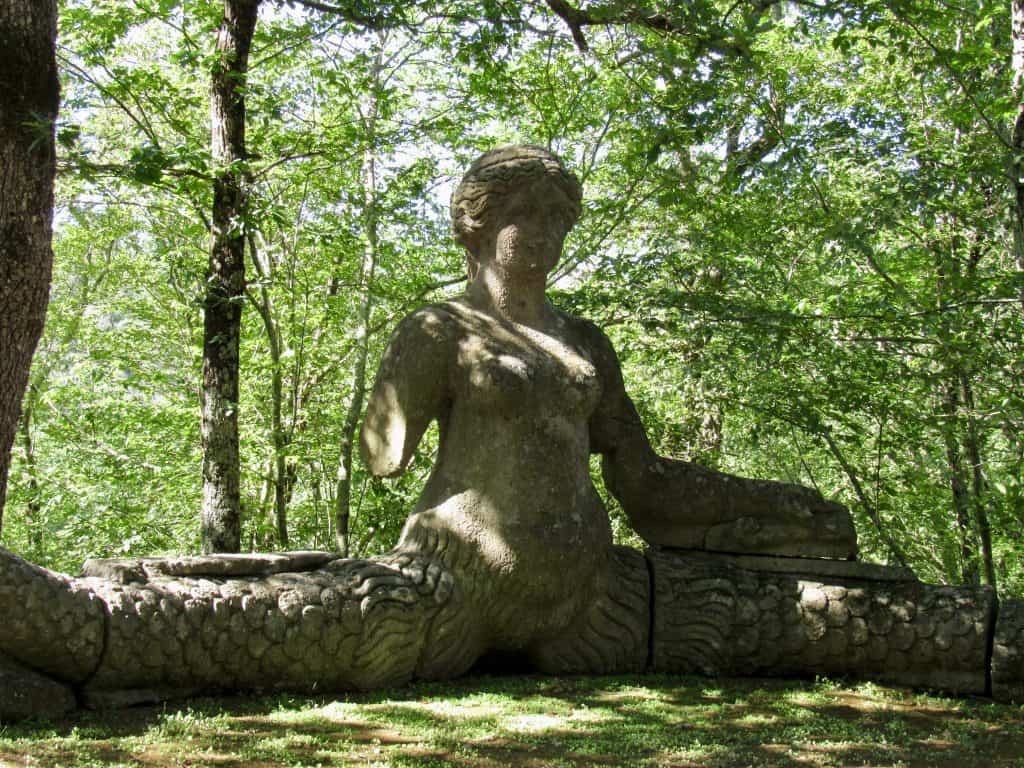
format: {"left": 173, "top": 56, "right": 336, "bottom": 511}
{"left": 993, "top": 598, "right": 1024, "bottom": 703}
{"left": 648, "top": 548, "right": 995, "bottom": 696}
{"left": 0, "top": 656, "right": 76, "bottom": 722}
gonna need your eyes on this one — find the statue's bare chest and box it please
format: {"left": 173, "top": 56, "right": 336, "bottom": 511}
{"left": 451, "top": 322, "right": 602, "bottom": 418}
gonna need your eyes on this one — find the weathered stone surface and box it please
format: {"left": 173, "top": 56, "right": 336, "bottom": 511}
{"left": 81, "top": 551, "right": 339, "bottom": 583}
{"left": 703, "top": 510, "right": 856, "bottom": 559}
{"left": 670, "top": 552, "right": 916, "bottom": 583}
{"left": 80, "top": 551, "right": 452, "bottom": 694}
{"left": 0, "top": 548, "right": 105, "bottom": 684}
{"left": 0, "top": 657, "right": 76, "bottom": 722}
{"left": 529, "top": 546, "right": 650, "bottom": 675}
{"left": 993, "top": 598, "right": 1024, "bottom": 703}
{"left": 648, "top": 547, "right": 995, "bottom": 695}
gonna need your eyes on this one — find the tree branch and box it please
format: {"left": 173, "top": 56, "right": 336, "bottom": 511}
{"left": 544, "top": 0, "right": 590, "bottom": 51}
{"left": 276, "top": 0, "right": 400, "bottom": 30}
{"left": 543, "top": 0, "right": 771, "bottom": 58}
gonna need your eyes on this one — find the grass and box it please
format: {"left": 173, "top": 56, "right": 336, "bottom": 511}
{"left": 0, "top": 674, "right": 1022, "bottom": 767}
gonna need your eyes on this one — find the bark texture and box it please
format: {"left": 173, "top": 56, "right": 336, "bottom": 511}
{"left": 1013, "top": 0, "right": 1024, "bottom": 316}
{"left": 0, "top": 0, "right": 59, "bottom": 532}
{"left": 201, "top": 0, "right": 260, "bottom": 553}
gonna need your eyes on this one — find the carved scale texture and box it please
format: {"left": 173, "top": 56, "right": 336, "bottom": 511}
{"left": 82, "top": 551, "right": 456, "bottom": 695}
{"left": 649, "top": 548, "right": 995, "bottom": 695}
{"left": 1, "top": 537, "right": 650, "bottom": 705}
{"left": 5, "top": 545, "right": 1020, "bottom": 706}
{"left": 0, "top": 548, "right": 104, "bottom": 684}
{"left": 993, "top": 598, "right": 1024, "bottom": 703}
{"left": 531, "top": 546, "right": 650, "bottom": 675}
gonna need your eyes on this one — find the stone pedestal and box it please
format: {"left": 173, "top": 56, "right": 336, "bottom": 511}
{"left": 648, "top": 548, "right": 996, "bottom": 696}
{"left": 993, "top": 598, "right": 1024, "bottom": 703}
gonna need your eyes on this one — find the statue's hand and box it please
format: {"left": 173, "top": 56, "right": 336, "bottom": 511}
{"left": 702, "top": 478, "right": 858, "bottom": 560}
{"left": 612, "top": 456, "right": 857, "bottom": 560}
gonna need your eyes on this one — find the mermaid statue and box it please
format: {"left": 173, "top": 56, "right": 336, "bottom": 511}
{"left": 0, "top": 146, "right": 859, "bottom": 709}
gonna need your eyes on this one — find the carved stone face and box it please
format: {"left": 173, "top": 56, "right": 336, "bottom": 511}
{"left": 478, "top": 179, "right": 572, "bottom": 277}
{"left": 451, "top": 145, "right": 582, "bottom": 268}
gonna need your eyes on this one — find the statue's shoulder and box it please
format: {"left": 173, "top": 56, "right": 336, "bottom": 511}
{"left": 390, "top": 300, "right": 464, "bottom": 346}
{"left": 552, "top": 307, "right": 618, "bottom": 364}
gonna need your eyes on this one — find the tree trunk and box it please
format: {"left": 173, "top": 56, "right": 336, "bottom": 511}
{"left": 818, "top": 425, "right": 908, "bottom": 568}
{"left": 255, "top": 458, "right": 274, "bottom": 549}
{"left": 960, "top": 371, "right": 996, "bottom": 589}
{"left": 0, "top": 0, "right": 59, "bottom": 536}
{"left": 941, "top": 379, "right": 979, "bottom": 585}
{"left": 248, "top": 233, "right": 289, "bottom": 549}
{"left": 1013, "top": 0, "right": 1024, "bottom": 315}
{"left": 334, "top": 46, "right": 384, "bottom": 555}
{"left": 201, "top": 0, "right": 259, "bottom": 553}
{"left": 309, "top": 461, "right": 326, "bottom": 547}
{"left": 10, "top": 260, "right": 102, "bottom": 549}
{"left": 334, "top": 159, "right": 379, "bottom": 557}
{"left": 932, "top": 216, "right": 982, "bottom": 587}
{"left": 18, "top": 393, "right": 42, "bottom": 553}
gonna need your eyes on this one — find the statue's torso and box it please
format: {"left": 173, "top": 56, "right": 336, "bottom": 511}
{"left": 396, "top": 300, "right": 613, "bottom": 640}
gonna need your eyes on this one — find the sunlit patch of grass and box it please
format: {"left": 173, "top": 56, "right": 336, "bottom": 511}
{"left": 0, "top": 675, "right": 1022, "bottom": 767}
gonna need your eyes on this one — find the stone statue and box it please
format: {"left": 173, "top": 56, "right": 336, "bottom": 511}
{"left": 0, "top": 146, "right": 1018, "bottom": 719}
{"left": 364, "top": 144, "right": 857, "bottom": 562}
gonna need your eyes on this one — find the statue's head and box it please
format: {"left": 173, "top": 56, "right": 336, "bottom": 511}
{"left": 451, "top": 145, "right": 583, "bottom": 262}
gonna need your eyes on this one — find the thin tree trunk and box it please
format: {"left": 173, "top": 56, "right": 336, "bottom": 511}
{"left": 272, "top": 411, "right": 288, "bottom": 547}
{"left": 941, "top": 379, "right": 979, "bottom": 585}
{"left": 18, "top": 392, "right": 42, "bottom": 553}
{"left": 0, "top": 0, "right": 59, "bottom": 536}
{"left": 309, "top": 461, "right": 325, "bottom": 547}
{"left": 9, "top": 258, "right": 104, "bottom": 548}
{"left": 819, "top": 426, "right": 909, "bottom": 568}
{"left": 201, "top": 0, "right": 259, "bottom": 553}
{"left": 248, "top": 233, "right": 289, "bottom": 548}
{"left": 334, "top": 162, "right": 378, "bottom": 556}
{"left": 932, "top": 205, "right": 981, "bottom": 587}
{"left": 960, "top": 232, "right": 997, "bottom": 589}
{"left": 335, "top": 46, "right": 384, "bottom": 555}
{"left": 255, "top": 458, "right": 275, "bottom": 549}
{"left": 960, "top": 371, "right": 996, "bottom": 589}
{"left": 1012, "top": 0, "right": 1024, "bottom": 315}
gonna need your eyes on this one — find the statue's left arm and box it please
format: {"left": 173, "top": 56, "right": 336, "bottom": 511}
{"left": 584, "top": 323, "right": 857, "bottom": 558}
{"left": 360, "top": 307, "right": 452, "bottom": 478}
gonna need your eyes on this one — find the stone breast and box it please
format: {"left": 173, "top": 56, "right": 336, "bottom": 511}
{"left": 457, "top": 334, "right": 600, "bottom": 418}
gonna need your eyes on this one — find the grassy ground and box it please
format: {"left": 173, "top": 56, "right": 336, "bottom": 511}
{"left": 1, "top": 674, "right": 1022, "bottom": 768}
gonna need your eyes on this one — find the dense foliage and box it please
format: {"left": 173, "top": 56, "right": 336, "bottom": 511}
{"left": 3, "top": 0, "right": 1021, "bottom": 594}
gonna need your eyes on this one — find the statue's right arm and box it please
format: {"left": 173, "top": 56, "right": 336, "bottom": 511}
{"left": 359, "top": 307, "right": 452, "bottom": 477}
{"left": 583, "top": 320, "right": 857, "bottom": 557}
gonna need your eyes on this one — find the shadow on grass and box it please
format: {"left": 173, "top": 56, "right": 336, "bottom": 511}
{"left": 0, "top": 674, "right": 1022, "bottom": 767}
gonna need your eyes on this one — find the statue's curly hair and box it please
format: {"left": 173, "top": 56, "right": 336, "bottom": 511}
{"left": 450, "top": 145, "right": 583, "bottom": 257}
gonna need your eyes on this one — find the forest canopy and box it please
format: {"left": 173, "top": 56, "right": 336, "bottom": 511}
{"left": 4, "top": 0, "right": 1022, "bottom": 596}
